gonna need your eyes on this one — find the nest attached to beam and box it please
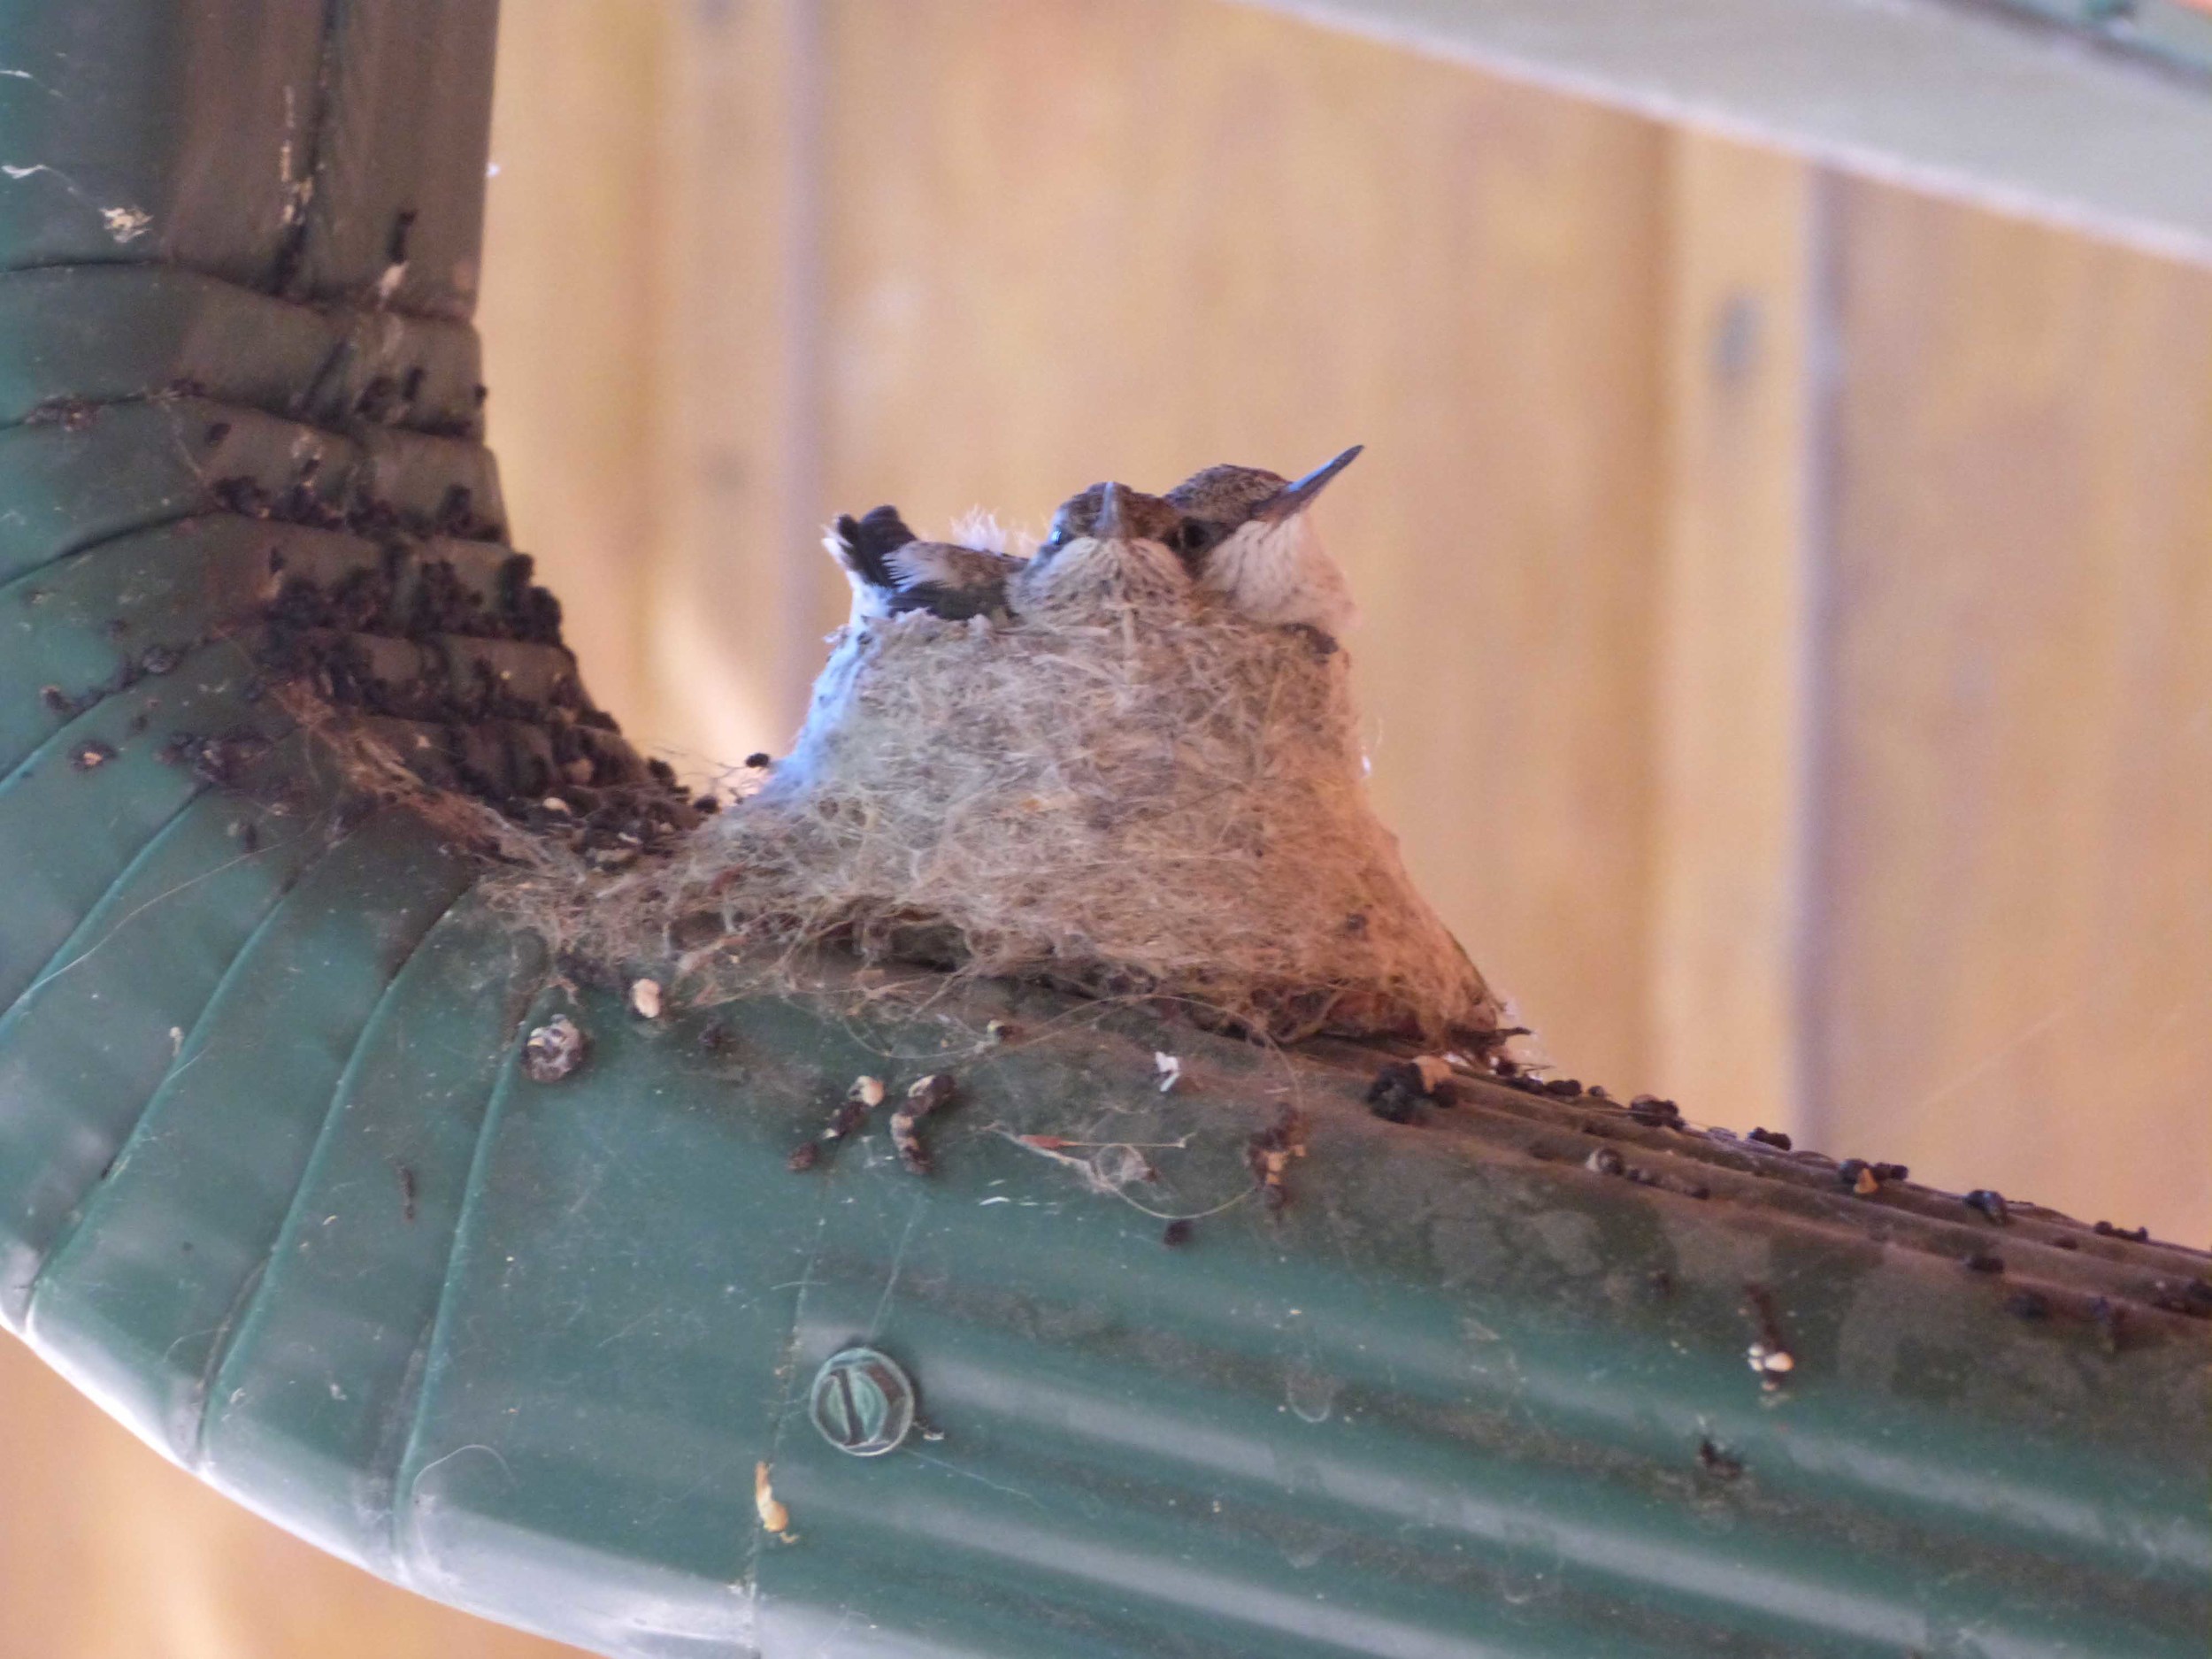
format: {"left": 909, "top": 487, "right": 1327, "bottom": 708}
{"left": 482, "top": 532, "right": 1505, "bottom": 1048}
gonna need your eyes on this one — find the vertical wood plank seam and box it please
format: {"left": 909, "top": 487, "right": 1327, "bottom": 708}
{"left": 1793, "top": 165, "right": 1847, "bottom": 1155}
{"left": 1654, "top": 135, "right": 1820, "bottom": 1134}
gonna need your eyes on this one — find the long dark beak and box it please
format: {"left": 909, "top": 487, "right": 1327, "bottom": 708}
{"left": 1094, "top": 480, "right": 1131, "bottom": 541}
{"left": 1256, "top": 444, "right": 1363, "bottom": 522}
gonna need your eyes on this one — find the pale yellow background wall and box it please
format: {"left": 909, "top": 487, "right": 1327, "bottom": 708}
{"left": 2, "top": 3, "right": 2205, "bottom": 1655}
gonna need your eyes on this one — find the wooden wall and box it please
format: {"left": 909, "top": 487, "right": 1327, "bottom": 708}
{"left": 1818, "top": 178, "right": 2212, "bottom": 1243}
{"left": 4, "top": 3, "right": 2205, "bottom": 1655}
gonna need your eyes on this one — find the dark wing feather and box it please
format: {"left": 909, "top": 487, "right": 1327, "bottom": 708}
{"left": 833, "top": 504, "right": 918, "bottom": 594}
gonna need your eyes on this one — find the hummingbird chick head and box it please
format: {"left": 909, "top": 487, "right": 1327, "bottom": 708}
{"left": 1166, "top": 445, "right": 1363, "bottom": 639}
{"left": 1016, "top": 480, "right": 1191, "bottom": 618}
{"left": 1037, "top": 478, "right": 1185, "bottom": 554}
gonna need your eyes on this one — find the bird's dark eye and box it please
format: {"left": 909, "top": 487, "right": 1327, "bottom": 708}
{"left": 1175, "top": 519, "right": 1223, "bottom": 557}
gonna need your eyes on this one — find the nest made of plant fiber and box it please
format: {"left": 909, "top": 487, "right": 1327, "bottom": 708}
{"left": 485, "top": 530, "right": 1509, "bottom": 1048}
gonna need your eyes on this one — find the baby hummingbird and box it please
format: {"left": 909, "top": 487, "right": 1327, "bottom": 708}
{"left": 828, "top": 504, "right": 1024, "bottom": 621}
{"left": 1165, "top": 444, "right": 1363, "bottom": 639}
{"left": 1031, "top": 478, "right": 1183, "bottom": 561}
{"left": 1014, "top": 479, "right": 1189, "bottom": 617}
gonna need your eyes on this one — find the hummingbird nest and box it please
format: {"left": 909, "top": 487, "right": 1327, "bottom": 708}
{"left": 488, "top": 457, "right": 1509, "bottom": 1049}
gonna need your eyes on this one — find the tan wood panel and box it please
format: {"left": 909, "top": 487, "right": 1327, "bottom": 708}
{"left": 816, "top": 0, "right": 1671, "bottom": 1087}
{"left": 1819, "top": 177, "right": 2212, "bottom": 1244}
{"left": 1650, "top": 134, "right": 1821, "bottom": 1138}
{"left": 476, "top": 0, "right": 668, "bottom": 756}
{"left": 639, "top": 0, "right": 837, "bottom": 777}
{"left": 0, "top": 1334, "right": 578, "bottom": 1658}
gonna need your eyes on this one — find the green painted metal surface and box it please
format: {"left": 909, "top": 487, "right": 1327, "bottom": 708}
{"left": 0, "top": 3, "right": 2207, "bottom": 1655}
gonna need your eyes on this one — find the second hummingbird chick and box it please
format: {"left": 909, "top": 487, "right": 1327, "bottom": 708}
{"left": 1013, "top": 480, "right": 1190, "bottom": 618}
{"left": 1166, "top": 445, "right": 1363, "bottom": 640}
{"left": 1033, "top": 478, "right": 1185, "bottom": 558}
{"left": 829, "top": 504, "right": 1025, "bottom": 621}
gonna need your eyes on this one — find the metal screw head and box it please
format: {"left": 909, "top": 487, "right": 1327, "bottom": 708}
{"left": 809, "top": 1347, "right": 916, "bottom": 1456}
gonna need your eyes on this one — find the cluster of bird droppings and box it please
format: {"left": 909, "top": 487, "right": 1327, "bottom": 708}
{"left": 788, "top": 1072, "right": 955, "bottom": 1175}
{"left": 1365, "top": 1054, "right": 1460, "bottom": 1122}
{"left": 40, "top": 637, "right": 187, "bottom": 731}
{"left": 891, "top": 1075, "right": 956, "bottom": 1174}
{"left": 1836, "top": 1157, "right": 1909, "bottom": 1195}
{"left": 210, "top": 461, "right": 504, "bottom": 544}
{"left": 1966, "top": 1188, "right": 2011, "bottom": 1225}
{"left": 1743, "top": 1345, "right": 1796, "bottom": 1380}
{"left": 1246, "top": 1106, "right": 1308, "bottom": 1213}
{"left": 253, "top": 535, "right": 702, "bottom": 868}
{"left": 1586, "top": 1148, "right": 1713, "bottom": 1201}
{"left": 505, "top": 450, "right": 1508, "bottom": 1048}
{"left": 521, "top": 1015, "right": 588, "bottom": 1082}
{"left": 1742, "top": 1284, "right": 1795, "bottom": 1393}
{"left": 112, "top": 393, "right": 690, "bottom": 881}
{"left": 753, "top": 1462, "right": 793, "bottom": 1540}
